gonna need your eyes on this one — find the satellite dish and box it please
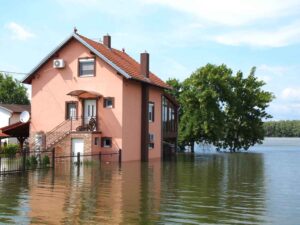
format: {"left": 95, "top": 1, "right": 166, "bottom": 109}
{"left": 20, "top": 111, "right": 30, "bottom": 123}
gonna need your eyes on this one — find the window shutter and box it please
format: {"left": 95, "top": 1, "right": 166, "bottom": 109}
{"left": 152, "top": 104, "right": 155, "bottom": 121}
{"left": 101, "top": 138, "right": 104, "bottom": 147}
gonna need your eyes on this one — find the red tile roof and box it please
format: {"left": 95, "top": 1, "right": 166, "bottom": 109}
{"left": 78, "top": 34, "right": 170, "bottom": 89}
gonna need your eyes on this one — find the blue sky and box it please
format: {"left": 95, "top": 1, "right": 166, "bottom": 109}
{"left": 1, "top": 0, "right": 300, "bottom": 120}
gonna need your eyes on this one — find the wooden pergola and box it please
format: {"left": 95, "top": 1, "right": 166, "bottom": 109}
{"left": 0, "top": 122, "right": 29, "bottom": 151}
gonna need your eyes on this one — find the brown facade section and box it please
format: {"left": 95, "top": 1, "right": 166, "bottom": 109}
{"left": 141, "top": 84, "right": 149, "bottom": 162}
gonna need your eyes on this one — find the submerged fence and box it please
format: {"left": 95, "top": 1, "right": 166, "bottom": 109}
{"left": 0, "top": 150, "right": 54, "bottom": 175}
{"left": 0, "top": 149, "right": 121, "bottom": 175}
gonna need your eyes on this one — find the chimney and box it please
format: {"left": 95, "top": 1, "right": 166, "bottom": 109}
{"left": 103, "top": 34, "right": 111, "bottom": 48}
{"left": 140, "top": 51, "right": 149, "bottom": 78}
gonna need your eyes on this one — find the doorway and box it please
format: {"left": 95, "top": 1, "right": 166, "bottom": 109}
{"left": 72, "top": 138, "right": 84, "bottom": 162}
{"left": 84, "top": 99, "right": 97, "bottom": 125}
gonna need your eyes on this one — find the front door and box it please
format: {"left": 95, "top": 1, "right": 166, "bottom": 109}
{"left": 72, "top": 138, "right": 84, "bottom": 162}
{"left": 84, "top": 99, "right": 97, "bottom": 125}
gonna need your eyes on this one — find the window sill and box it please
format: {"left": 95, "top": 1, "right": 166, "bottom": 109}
{"left": 78, "top": 75, "right": 95, "bottom": 78}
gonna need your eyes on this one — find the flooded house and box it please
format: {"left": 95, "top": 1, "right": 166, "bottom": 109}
{"left": 21, "top": 30, "right": 178, "bottom": 162}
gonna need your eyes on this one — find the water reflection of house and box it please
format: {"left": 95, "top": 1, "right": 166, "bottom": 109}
{"left": 28, "top": 161, "right": 161, "bottom": 224}
{"left": 21, "top": 30, "right": 178, "bottom": 161}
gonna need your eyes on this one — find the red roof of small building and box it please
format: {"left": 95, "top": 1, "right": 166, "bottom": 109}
{"left": 0, "top": 132, "right": 9, "bottom": 138}
{"left": 0, "top": 122, "right": 29, "bottom": 138}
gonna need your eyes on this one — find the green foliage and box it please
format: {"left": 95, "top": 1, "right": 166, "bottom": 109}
{"left": 41, "top": 155, "right": 50, "bottom": 166}
{"left": 0, "top": 73, "right": 30, "bottom": 104}
{"left": 1, "top": 144, "right": 19, "bottom": 157}
{"left": 168, "top": 64, "right": 273, "bottom": 152}
{"left": 264, "top": 120, "right": 300, "bottom": 137}
{"left": 29, "top": 155, "right": 38, "bottom": 165}
{"left": 166, "top": 78, "right": 182, "bottom": 100}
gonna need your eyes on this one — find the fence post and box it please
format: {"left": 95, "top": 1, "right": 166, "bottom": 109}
{"left": 52, "top": 148, "right": 55, "bottom": 168}
{"left": 99, "top": 151, "right": 102, "bottom": 162}
{"left": 0, "top": 156, "right": 1, "bottom": 174}
{"left": 77, "top": 152, "right": 80, "bottom": 164}
{"left": 118, "top": 149, "right": 122, "bottom": 164}
{"left": 22, "top": 151, "right": 26, "bottom": 172}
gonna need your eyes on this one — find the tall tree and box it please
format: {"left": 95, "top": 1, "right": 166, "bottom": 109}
{"left": 0, "top": 73, "right": 30, "bottom": 104}
{"left": 168, "top": 64, "right": 273, "bottom": 152}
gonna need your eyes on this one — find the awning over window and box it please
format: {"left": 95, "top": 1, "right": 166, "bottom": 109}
{"left": 67, "top": 90, "right": 102, "bottom": 99}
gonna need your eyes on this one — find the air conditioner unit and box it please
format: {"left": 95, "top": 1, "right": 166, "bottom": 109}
{"left": 53, "top": 59, "right": 65, "bottom": 69}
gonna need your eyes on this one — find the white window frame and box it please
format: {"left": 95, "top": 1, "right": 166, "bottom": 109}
{"left": 149, "top": 102, "right": 155, "bottom": 122}
{"left": 148, "top": 133, "right": 154, "bottom": 149}
{"left": 104, "top": 97, "right": 114, "bottom": 108}
{"left": 102, "top": 137, "right": 112, "bottom": 148}
{"left": 78, "top": 58, "right": 95, "bottom": 77}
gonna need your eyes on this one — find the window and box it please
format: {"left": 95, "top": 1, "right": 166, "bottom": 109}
{"left": 148, "top": 133, "right": 154, "bottom": 149}
{"left": 66, "top": 102, "right": 77, "bottom": 120}
{"left": 104, "top": 97, "right": 114, "bottom": 108}
{"left": 101, "top": 137, "right": 112, "bottom": 148}
{"left": 78, "top": 58, "right": 95, "bottom": 77}
{"left": 149, "top": 102, "right": 155, "bottom": 122}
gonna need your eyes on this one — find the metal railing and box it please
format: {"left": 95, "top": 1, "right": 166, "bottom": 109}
{"left": 0, "top": 148, "right": 122, "bottom": 176}
{"left": 0, "top": 150, "right": 54, "bottom": 175}
{"left": 55, "top": 149, "right": 122, "bottom": 164}
{"left": 45, "top": 116, "right": 99, "bottom": 149}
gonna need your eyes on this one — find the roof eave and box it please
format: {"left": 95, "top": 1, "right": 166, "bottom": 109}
{"left": 22, "top": 33, "right": 75, "bottom": 84}
{"left": 22, "top": 32, "right": 132, "bottom": 84}
{"left": 0, "top": 106, "right": 13, "bottom": 113}
{"left": 130, "top": 77, "right": 172, "bottom": 90}
{"left": 73, "top": 34, "right": 132, "bottom": 79}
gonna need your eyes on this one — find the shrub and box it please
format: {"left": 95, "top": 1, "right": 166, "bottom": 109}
{"left": 42, "top": 155, "right": 50, "bottom": 166}
{"left": 29, "top": 155, "right": 38, "bottom": 165}
{"left": 2, "top": 144, "right": 19, "bottom": 157}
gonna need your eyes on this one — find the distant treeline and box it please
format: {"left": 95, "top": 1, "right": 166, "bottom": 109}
{"left": 264, "top": 120, "right": 300, "bottom": 137}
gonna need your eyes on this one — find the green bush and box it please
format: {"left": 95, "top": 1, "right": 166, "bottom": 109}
{"left": 42, "top": 155, "right": 50, "bottom": 166}
{"left": 2, "top": 144, "right": 19, "bottom": 157}
{"left": 29, "top": 155, "right": 38, "bottom": 165}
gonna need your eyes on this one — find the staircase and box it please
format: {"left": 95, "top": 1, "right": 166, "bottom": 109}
{"left": 45, "top": 118, "right": 86, "bottom": 149}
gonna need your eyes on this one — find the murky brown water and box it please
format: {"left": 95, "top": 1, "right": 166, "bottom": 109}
{"left": 0, "top": 138, "right": 300, "bottom": 224}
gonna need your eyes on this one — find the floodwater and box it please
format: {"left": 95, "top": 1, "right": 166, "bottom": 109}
{"left": 0, "top": 138, "right": 300, "bottom": 224}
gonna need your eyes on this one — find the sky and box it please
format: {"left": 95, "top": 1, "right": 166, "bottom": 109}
{"left": 1, "top": 0, "right": 300, "bottom": 120}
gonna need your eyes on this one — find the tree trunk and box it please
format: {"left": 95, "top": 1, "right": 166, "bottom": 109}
{"left": 191, "top": 141, "right": 195, "bottom": 153}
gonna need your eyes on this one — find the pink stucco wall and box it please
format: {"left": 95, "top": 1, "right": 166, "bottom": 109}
{"left": 122, "top": 79, "right": 142, "bottom": 161}
{"left": 30, "top": 38, "right": 123, "bottom": 151}
{"left": 30, "top": 37, "right": 164, "bottom": 161}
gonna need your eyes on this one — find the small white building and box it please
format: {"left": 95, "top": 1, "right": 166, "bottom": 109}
{"left": 0, "top": 104, "right": 30, "bottom": 144}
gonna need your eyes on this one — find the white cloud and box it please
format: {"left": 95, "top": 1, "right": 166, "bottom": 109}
{"left": 5, "top": 22, "right": 35, "bottom": 41}
{"left": 145, "top": 0, "right": 300, "bottom": 27}
{"left": 281, "top": 88, "right": 300, "bottom": 100}
{"left": 256, "top": 64, "right": 290, "bottom": 82}
{"left": 213, "top": 21, "right": 300, "bottom": 47}
{"left": 257, "top": 65, "right": 288, "bottom": 77}
{"left": 268, "top": 102, "right": 300, "bottom": 120}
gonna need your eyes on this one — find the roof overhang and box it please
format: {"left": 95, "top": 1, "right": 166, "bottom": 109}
{"left": 67, "top": 90, "right": 102, "bottom": 99}
{"left": 0, "top": 106, "right": 13, "bottom": 114}
{"left": 0, "top": 132, "right": 9, "bottom": 139}
{"left": 22, "top": 32, "right": 132, "bottom": 84}
{"left": 0, "top": 122, "right": 29, "bottom": 138}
